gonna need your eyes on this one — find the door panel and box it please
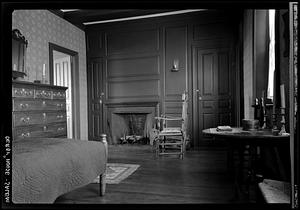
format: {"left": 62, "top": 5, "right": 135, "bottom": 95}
{"left": 87, "top": 58, "right": 104, "bottom": 140}
{"left": 193, "top": 47, "right": 234, "bottom": 147}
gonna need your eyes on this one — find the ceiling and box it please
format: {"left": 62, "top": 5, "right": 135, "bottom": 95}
{"left": 50, "top": 9, "right": 197, "bottom": 30}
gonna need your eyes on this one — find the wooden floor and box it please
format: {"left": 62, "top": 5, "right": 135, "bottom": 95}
{"left": 55, "top": 144, "right": 255, "bottom": 204}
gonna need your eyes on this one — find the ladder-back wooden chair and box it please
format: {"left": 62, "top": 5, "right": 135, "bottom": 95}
{"left": 155, "top": 92, "right": 188, "bottom": 159}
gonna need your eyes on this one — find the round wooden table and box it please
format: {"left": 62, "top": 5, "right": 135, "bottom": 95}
{"left": 202, "top": 127, "right": 290, "bottom": 201}
{"left": 202, "top": 127, "right": 289, "bottom": 145}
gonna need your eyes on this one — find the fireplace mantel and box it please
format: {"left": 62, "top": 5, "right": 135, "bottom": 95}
{"left": 105, "top": 100, "right": 159, "bottom": 107}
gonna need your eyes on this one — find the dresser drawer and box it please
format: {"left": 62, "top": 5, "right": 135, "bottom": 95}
{"left": 35, "top": 89, "right": 52, "bottom": 99}
{"left": 42, "top": 111, "right": 67, "bottom": 123}
{"left": 13, "top": 123, "right": 67, "bottom": 140}
{"left": 13, "top": 126, "right": 45, "bottom": 140}
{"left": 13, "top": 99, "right": 66, "bottom": 111}
{"left": 13, "top": 112, "right": 43, "bottom": 126}
{"left": 13, "top": 111, "right": 67, "bottom": 126}
{"left": 52, "top": 90, "right": 66, "bottom": 99}
{"left": 42, "top": 123, "right": 67, "bottom": 137}
{"left": 12, "top": 87, "right": 34, "bottom": 98}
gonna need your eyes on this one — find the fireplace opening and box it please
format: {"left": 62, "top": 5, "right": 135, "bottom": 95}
{"left": 110, "top": 112, "right": 155, "bottom": 145}
{"left": 108, "top": 104, "right": 158, "bottom": 145}
{"left": 119, "top": 113, "right": 147, "bottom": 144}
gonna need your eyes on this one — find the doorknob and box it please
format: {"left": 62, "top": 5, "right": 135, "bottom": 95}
{"left": 195, "top": 89, "right": 202, "bottom": 100}
{"left": 99, "top": 92, "right": 104, "bottom": 104}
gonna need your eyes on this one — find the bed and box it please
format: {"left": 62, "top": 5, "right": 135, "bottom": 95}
{"left": 12, "top": 135, "right": 108, "bottom": 203}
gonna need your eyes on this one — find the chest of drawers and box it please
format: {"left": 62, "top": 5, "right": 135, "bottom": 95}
{"left": 12, "top": 81, "right": 68, "bottom": 140}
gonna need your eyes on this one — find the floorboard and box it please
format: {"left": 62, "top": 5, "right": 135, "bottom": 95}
{"left": 55, "top": 144, "right": 255, "bottom": 204}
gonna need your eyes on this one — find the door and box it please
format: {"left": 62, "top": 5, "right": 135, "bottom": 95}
{"left": 193, "top": 47, "right": 234, "bottom": 147}
{"left": 53, "top": 51, "right": 73, "bottom": 138}
{"left": 87, "top": 58, "right": 105, "bottom": 141}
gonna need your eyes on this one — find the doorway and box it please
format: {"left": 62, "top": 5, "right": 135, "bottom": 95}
{"left": 87, "top": 58, "right": 105, "bottom": 141}
{"left": 192, "top": 46, "right": 236, "bottom": 147}
{"left": 53, "top": 50, "right": 72, "bottom": 138}
{"left": 49, "top": 43, "right": 80, "bottom": 139}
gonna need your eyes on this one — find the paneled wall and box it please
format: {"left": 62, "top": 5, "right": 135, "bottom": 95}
{"left": 86, "top": 10, "right": 238, "bottom": 146}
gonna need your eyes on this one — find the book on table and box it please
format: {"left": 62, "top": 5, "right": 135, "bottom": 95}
{"left": 216, "top": 126, "right": 232, "bottom": 131}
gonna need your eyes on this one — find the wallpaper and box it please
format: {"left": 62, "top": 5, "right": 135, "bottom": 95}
{"left": 12, "top": 10, "right": 88, "bottom": 140}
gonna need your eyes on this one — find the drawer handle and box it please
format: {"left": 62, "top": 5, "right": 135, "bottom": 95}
{"left": 20, "top": 103, "right": 29, "bottom": 109}
{"left": 56, "top": 103, "right": 64, "bottom": 107}
{"left": 57, "top": 127, "right": 64, "bottom": 131}
{"left": 43, "top": 126, "right": 47, "bottom": 131}
{"left": 21, "top": 132, "right": 30, "bottom": 137}
{"left": 20, "top": 117, "right": 30, "bottom": 123}
{"left": 57, "top": 115, "right": 64, "bottom": 119}
{"left": 21, "top": 89, "right": 26, "bottom": 96}
{"left": 38, "top": 91, "right": 50, "bottom": 97}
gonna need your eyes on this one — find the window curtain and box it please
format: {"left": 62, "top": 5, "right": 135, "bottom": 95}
{"left": 267, "top": 10, "right": 276, "bottom": 100}
{"left": 254, "top": 10, "right": 270, "bottom": 98}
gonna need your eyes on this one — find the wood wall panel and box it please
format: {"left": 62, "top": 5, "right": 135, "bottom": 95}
{"left": 86, "top": 32, "right": 104, "bottom": 57}
{"left": 107, "top": 56, "right": 159, "bottom": 78}
{"left": 218, "top": 99, "right": 231, "bottom": 109}
{"left": 203, "top": 113, "right": 216, "bottom": 129}
{"left": 203, "top": 101, "right": 214, "bottom": 109}
{"left": 202, "top": 53, "right": 215, "bottom": 96}
{"left": 219, "top": 113, "right": 231, "bottom": 125}
{"left": 107, "top": 79, "right": 160, "bottom": 100}
{"left": 193, "top": 22, "right": 232, "bottom": 40}
{"left": 107, "top": 29, "right": 159, "bottom": 55}
{"left": 165, "top": 26, "right": 187, "bottom": 99}
{"left": 165, "top": 102, "right": 182, "bottom": 114}
{"left": 218, "top": 52, "right": 230, "bottom": 95}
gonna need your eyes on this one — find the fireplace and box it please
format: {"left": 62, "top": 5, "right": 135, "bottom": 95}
{"left": 107, "top": 103, "right": 159, "bottom": 144}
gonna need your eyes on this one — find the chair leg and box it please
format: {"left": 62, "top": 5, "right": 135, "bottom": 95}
{"left": 156, "top": 138, "right": 159, "bottom": 158}
{"left": 180, "top": 136, "right": 184, "bottom": 159}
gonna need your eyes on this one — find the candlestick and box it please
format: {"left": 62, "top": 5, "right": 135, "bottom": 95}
{"left": 279, "top": 107, "right": 289, "bottom": 136}
{"left": 280, "top": 84, "right": 285, "bottom": 109}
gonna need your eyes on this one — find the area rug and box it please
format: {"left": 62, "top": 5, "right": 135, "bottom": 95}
{"left": 93, "top": 163, "right": 140, "bottom": 184}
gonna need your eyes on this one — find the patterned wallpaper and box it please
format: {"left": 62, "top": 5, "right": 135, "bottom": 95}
{"left": 12, "top": 10, "right": 88, "bottom": 139}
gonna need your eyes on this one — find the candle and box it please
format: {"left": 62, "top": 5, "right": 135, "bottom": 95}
{"left": 13, "top": 64, "right": 17, "bottom": 71}
{"left": 273, "top": 70, "right": 276, "bottom": 113}
{"left": 261, "top": 90, "right": 265, "bottom": 107}
{"left": 42, "top": 64, "right": 46, "bottom": 76}
{"left": 280, "top": 84, "right": 285, "bottom": 108}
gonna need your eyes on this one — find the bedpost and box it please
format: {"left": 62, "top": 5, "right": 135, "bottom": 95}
{"left": 99, "top": 134, "right": 108, "bottom": 196}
